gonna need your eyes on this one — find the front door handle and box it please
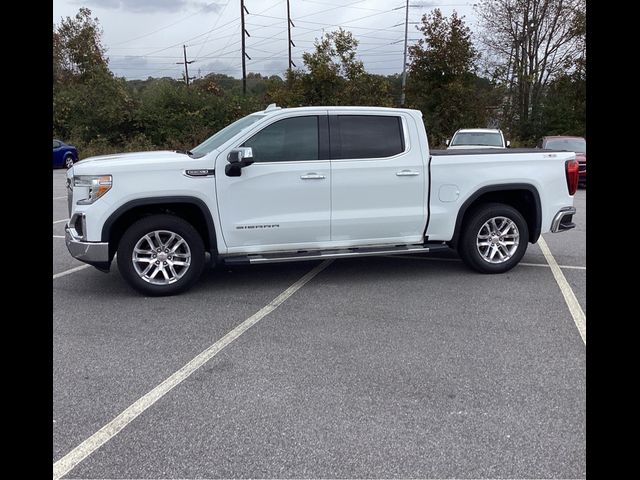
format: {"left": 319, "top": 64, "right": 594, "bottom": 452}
{"left": 396, "top": 170, "right": 420, "bottom": 176}
{"left": 300, "top": 173, "right": 326, "bottom": 180}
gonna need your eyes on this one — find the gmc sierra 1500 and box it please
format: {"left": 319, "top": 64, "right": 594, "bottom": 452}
{"left": 65, "top": 105, "right": 578, "bottom": 295}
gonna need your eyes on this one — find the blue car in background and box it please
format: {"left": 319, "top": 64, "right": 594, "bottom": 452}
{"left": 53, "top": 139, "right": 78, "bottom": 169}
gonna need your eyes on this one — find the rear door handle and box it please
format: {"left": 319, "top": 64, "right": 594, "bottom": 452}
{"left": 396, "top": 170, "right": 420, "bottom": 176}
{"left": 300, "top": 173, "right": 326, "bottom": 180}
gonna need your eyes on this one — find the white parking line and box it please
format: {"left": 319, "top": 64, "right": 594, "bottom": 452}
{"left": 53, "top": 218, "right": 69, "bottom": 224}
{"left": 53, "top": 196, "right": 66, "bottom": 200}
{"left": 53, "top": 265, "right": 91, "bottom": 279}
{"left": 52, "top": 259, "right": 334, "bottom": 480}
{"left": 520, "top": 262, "right": 586, "bottom": 270}
{"left": 385, "top": 255, "right": 586, "bottom": 271}
{"left": 53, "top": 235, "right": 65, "bottom": 239}
{"left": 538, "top": 236, "right": 586, "bottom": 344}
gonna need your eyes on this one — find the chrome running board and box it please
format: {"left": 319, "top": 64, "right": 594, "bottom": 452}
{"left": 222, "top": 243, "right": 449, "bottom": 266}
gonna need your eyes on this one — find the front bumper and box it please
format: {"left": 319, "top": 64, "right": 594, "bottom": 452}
{"left": 551, "top": 207, "right": 576, "bottom": 233}
{"left": 65, "top": 221, "right": 110, "bottom": 270}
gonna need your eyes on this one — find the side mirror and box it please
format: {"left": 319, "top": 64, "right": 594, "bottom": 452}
{"left": 445, "top": 139, "right": 450, "bottom": 146}
{"left": 227, "top": 147, "right": 254, "bottom": 165}
{"left": 506, "top": 140, "right": 511, "bottom": 148}
{"left": 226, "top": 147, "right": 254, "bottom": 177}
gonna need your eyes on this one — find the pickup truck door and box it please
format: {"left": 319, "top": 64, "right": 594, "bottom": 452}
{"left": 215, "top": 114, "right": 331, "bottom": 251}
{"left": 329, "top": 114, "right": 427, "bottom": 243}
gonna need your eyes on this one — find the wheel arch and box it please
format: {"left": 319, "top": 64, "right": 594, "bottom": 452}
{"left": 102, "top": 197, "right": 217, "bottom": 261}
{"left": 449, "top": 183, "right": 542, "bottom": 249}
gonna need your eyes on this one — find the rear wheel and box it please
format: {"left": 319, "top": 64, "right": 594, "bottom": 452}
{"left": 458, "top": 202, "right": 529, "bottom": 274}
{"left": 64, "top": 154, "right": 75, "bottom": 169}
{"left": 117, "top": 214, "right": 205, "bottom": 296}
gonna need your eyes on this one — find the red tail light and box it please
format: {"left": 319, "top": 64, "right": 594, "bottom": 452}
{"left": 565, "top": 159, "right": 579, "bottom": 195}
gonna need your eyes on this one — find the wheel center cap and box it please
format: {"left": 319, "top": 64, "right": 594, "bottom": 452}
{"left": 491, "top": 235, "right": 501, "bottom": 245}
{"left": 157, "top": 252, "right": 168, "bottom": 261}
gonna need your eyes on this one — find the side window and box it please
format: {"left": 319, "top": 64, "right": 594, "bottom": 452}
{"left": 335, "top": 115, "right": 404, "bottom": 159}
{"left": 53, "top": 140, "right": 61, "bottom": 149}
{"left": 243, "top": 116, "right": 319, "bottom": 162}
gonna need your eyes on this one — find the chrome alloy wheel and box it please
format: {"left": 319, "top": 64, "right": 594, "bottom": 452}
{"left": 476, "top": 216, "right": 520, "bottom": 264}
{"left": 65, "top": 156, "right": 74, "bottom": 169}
{"left": 132, "top": 230, "right": 191, "bottom": 285}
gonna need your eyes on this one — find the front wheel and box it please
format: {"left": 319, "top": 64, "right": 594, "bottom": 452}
{"left": 458, "top": 203, "right": 529, "bottom": 274}
{"left": 117, "top": 214, "right": 205, "bottom": 296}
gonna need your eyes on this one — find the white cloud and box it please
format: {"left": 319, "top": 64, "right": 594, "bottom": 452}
{"left": 80, "top": 1, "right": 222, "bottom": 14}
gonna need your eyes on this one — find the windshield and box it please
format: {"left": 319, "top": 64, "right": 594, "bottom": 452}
{"left": 544, "top": 138, "right": 586, "bottom": 153}
{"left": 191, "top": 114, "right": 266, "bottom": 156}
{"left": 451, "top": 132, "right": 503, "bottom": 147}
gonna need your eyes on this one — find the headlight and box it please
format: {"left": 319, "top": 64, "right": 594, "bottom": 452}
{"left": 74, "top": 175, "right": 112, "bottom": 205}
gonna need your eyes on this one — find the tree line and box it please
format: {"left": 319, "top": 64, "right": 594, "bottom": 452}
{"left": 53, "top": 1, "right": 585, "bottom": 158}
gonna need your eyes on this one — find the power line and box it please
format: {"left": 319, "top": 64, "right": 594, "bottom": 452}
{"left": 194, "top": 1, "right": 289, "bottom": 75}
{"left": 140, "top": 16, "right": 240, "bottom": 57}
{"left": 193, "top": 0, "right": 233, "bottom": 62}
{"left": 108, "top": 0, "right": 438, "bottom": 81}
{"left": 300, "top": 0, "right": 397, "bottom": 13}
{"left": 109, "top": 2, "right": 220, "bottom": 47}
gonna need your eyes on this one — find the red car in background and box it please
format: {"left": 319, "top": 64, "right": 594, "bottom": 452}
{"left": 539, "top": 136, "right": 586, "bottom": 187}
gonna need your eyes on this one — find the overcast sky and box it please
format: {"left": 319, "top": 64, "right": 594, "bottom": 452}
{"left": 52, "top": 0, "right": 478, "bottom": 80}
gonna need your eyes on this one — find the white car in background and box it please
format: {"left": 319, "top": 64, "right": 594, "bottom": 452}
{"left": 446, "top": 128, "right": 510, "bottom": 149}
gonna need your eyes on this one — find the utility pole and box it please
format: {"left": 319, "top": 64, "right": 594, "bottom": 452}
{"left": 176, "top": 45, "right": 195, "bottom": 86}
{"left": 400, "top": 0, "right": 409, "bottom": 107}
{"left": 287, "top": 0, "right": 296, "bottom": 71}
{"left": 241, "top": 0, "right": 251, "bottom": 95}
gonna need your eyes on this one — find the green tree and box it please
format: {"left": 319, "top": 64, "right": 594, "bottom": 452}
{"left": 53, "top": 7, "right": 109, "bottom": 83}
{"left": 53, "top": 8, "right": 135, "bottom": 150}
{"left": 407, "top": 9, "right": 498, "bottom": 147}
{"left": 268, "top": 29, "right": 393, "bottom": 107}
{"left": 537, "top": 67, "right": 585, "bottom": 137}
{"left": 476, "top": 0, "right": 586, "bottom": 141}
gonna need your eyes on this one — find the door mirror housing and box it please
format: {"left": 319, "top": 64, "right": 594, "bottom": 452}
{"left": 445, "top": 139, "right": 450, "bottom": 146}
{"left": 227, "top": 147, "right": 254, "bottom": 166}
{"left": 506, "top": 140, "right": 511, "bottom": 148}
{"left": 226, "top": 147, "right": 254, "bottom": 177}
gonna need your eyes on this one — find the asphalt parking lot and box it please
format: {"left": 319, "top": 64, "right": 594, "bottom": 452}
{"left": 53, "top": 168, "right": 586, "bottom": 478}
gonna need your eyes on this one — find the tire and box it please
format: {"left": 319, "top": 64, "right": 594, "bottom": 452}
{"left": 64, "top": 154, "right": 75, "bottom": 169}
{"left": 117, "top": 214, "right": 205, "bottom": 296}
{"left": 458, "top": 202, "right": 529, "bottom": 274}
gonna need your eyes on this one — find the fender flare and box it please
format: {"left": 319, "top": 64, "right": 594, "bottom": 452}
{"left": 450, "top": 183, "right": 542, "bottom": 247}
{"left": 101, "top": 196, "right": 217, "bottom": 252}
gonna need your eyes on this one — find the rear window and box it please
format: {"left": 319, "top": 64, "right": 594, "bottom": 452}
{"left": 335, "top": 115, "right": 404, "bottom": 159}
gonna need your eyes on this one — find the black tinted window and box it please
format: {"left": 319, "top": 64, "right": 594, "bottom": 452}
{"left": 336, "top": 115, "right": 404, "bottom": 159}
{"left": 243, "top": 116, "right": 319, "bottom": 162}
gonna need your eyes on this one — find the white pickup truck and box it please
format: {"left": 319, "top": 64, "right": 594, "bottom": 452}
{"left": 65, "top": 105, "right": 579, "bottom": 295}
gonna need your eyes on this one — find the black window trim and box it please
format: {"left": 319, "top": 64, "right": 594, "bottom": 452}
{"left": 328, "top": 113, "right": 409, "bottom": 161}
{"left": 238, "top": 114, "right": 330, "bottom": 164}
